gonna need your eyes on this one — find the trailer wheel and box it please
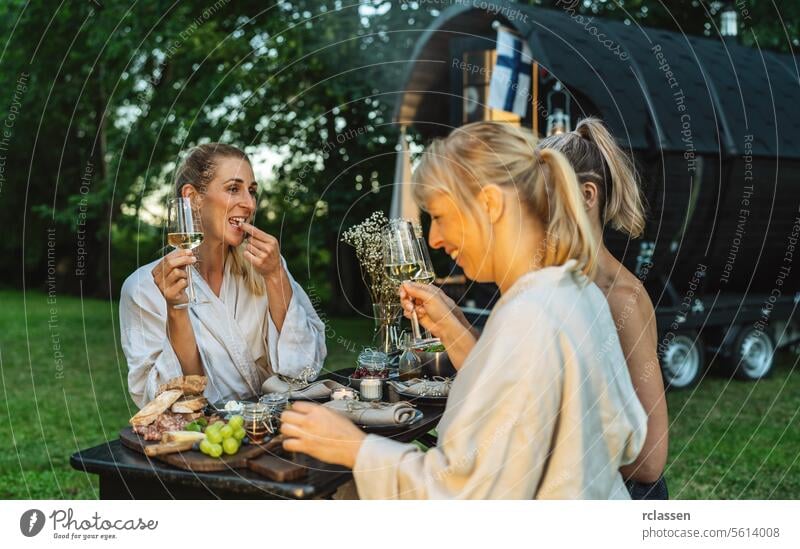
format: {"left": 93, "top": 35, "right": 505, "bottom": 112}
{"left": 660, "top": 332, "right": 704, "bottom": 390}
{"left": 729, "top": 326, "right": 775, "bottom": 381}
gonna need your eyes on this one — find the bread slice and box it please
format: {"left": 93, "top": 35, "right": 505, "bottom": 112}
{"left": 130, "top": 389, "right": 183, "bottom": 426}
{"left": 170, "top": 395, "right": 208, "bottom": 414}
{"left": 157, "top": 375, "right": 207, "bottom": 396}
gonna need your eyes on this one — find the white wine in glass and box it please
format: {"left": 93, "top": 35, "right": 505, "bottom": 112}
{"left": 384, "top": 219, "right": 435, "bottom": 343}
{"left": 167, "top": 231, "right": 204, "bottom": 250}
{"left": 166, "top": 197, "right": 204, "bottom": 309}
{"left": 385, "top": 261, "right": 423, "bottom": 282}
{"left": 413, "top": 271, "right": 435, "bottom": 285}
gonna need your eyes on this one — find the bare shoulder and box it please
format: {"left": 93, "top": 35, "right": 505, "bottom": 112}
{"left": 604, "top": 269, "right": 655, "bottom": 331}
{"left": 603, "top": 267, "right": 661, "bottom": 387}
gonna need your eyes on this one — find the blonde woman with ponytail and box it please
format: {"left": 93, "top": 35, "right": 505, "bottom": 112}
{"left": 280, "top": 122, "right": 647, "bottom": 499}
{"left": 120, "top": 144, "right": 326, "bottom": 407}
{"left": 539, "top": 117, "right": 668, "bottom": 500}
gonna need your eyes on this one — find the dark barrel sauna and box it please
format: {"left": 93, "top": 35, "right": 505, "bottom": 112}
{"left": 391, "top": 1, "right": 799, "bottom": 388}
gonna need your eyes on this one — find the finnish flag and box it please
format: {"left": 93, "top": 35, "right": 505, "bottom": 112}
{"left": 488, "top": 26, "right": 532, "bottom": 117}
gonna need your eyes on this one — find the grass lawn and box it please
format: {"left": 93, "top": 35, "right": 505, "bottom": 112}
{"left": 1, "top": 289, "right": 798, "bottom": 499}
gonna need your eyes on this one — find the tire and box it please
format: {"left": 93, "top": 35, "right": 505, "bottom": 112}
{"left": 728, "top": 326, "right": 775, "bottom": 381}
{"left": 660, "top": 331, "right": 705, "bottom": 390}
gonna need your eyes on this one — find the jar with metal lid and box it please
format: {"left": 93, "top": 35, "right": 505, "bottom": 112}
{"left": 357, "top": 348, "right": 389, "bottom": 375}
{"left": 357, "top": 348, "right": 388, "bottom": 401}
{"left": 241, "top": 403, "right": 270, "bottom": 442}
{"left": 259, "top": 392, "right": 289, "bottom": 434}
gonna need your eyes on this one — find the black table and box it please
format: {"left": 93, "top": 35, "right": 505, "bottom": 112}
{"left": 70, "top": 394, "right": 444, "bottom": 499}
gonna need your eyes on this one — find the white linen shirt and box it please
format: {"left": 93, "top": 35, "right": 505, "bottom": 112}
{"left": 120, "top": 255, "right": 326, "bottom": 407}
{"left": 353, "top": 261, "right": 648, "bottom": 499}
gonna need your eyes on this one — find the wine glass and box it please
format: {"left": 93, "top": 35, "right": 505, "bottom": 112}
{"left": 412, "top": 221, "right": 436, "bottom": 338}
{"left": 166, "top": 197, "right": 204, "bottom": 309}
{"left": 383, "top": 219, "right": 436, "bottom": 343}
{"left": 413, "top": 223, "right": 436, "bottom": 284}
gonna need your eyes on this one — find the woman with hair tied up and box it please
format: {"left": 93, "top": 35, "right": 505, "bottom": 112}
{"left": 120, "top": 144, "right": 326, "bottom": 407}
{"left": 279, "top": 121, "right": 647, "bottom": 499}
{"left": 538, "top": 117, "right": 669, "bottom": 500}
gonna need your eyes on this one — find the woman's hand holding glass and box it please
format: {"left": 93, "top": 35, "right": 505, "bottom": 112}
{"left": 399, "top": 282, "right": 477, "bottom": 370}
{"left": 165, "top": 196, "right": 205, "bottom": 308}
{"left": 151, "top": 249, "right": 198, "bottom": 308}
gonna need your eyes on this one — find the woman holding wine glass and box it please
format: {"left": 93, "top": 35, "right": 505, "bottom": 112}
{"left": 120, "top": 143, "right": 326, "bottom": 407}
{"left": 404, "top": 119, "right": 669, "bottom": 499}
{"left": 280, "top": 121, "right": 648, "bottom": 499}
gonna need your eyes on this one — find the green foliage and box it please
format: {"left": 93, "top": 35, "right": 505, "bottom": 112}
{"left": 0, "top": 0, "right": 440, "bottom": 311}
{"left": 0, "top": 0, "right": 795, "bottom": 307}
{"left": 665, "top": 350, "right": 800, "bottom": 499}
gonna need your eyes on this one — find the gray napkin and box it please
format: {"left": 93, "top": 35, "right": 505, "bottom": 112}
{"left": 323, "top": 399, "right": 418, "bottom": 426}
{"left": 261, "top": 376, "right": 347, "bottom": 400}
{"left": 388, "top": 378, "right": 452, "bottom": 397}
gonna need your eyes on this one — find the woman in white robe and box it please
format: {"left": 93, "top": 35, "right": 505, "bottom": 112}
{"left": 120, "top": 143, "right": 326, "bottom": 407}
{"left": 279, "top": 121, "right": 648, "bottom": 499}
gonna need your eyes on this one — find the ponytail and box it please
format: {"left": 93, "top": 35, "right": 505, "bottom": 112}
{"left": 574, "top": 117, "right": 646, "bottom": 238}
{"left": 534, "top": 149, "right": 597, "bottom": 278}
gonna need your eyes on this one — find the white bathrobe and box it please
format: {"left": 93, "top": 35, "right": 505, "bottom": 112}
{"left": 353, "top": 261, "right": 648, "bottom": 499}
{"left": 120, "top": 255, "right": 326, "bottom": 408}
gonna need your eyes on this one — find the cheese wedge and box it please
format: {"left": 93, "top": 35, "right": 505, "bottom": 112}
{"left": 162, "top": 431, "right": 206, "bottom": 443}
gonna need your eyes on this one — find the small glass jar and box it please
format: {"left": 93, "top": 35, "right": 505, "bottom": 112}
{"left": 357, "top": 348, "right": 388, "bottom": 402}
{"left": 331, "top": 387, "right": 358, "bottom": 401}
{"left": 259, "top": 392, "right": 289, "bottom": 434}
{"left": 242, "top": 403, "right": 270, "bottom": 442}
{"left": 358, "top": 348, "right": 389, "bottom": 376}
{"left": 359, "top": 378, "right": 382, "bottom": 402}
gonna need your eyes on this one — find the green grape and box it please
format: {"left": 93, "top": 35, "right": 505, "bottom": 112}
{"left": 206, "top": 429, "right": 223, "bottom": 444}
{"left": 208, "top": 443, "right": 223, "bottom": 458}
{"left": 228, "top": 415, "right": 244, "bottom": 429}
{"left": 222, "top": 437, "right": 240, "bottom": 455}
{"left": 233, "top": 427, "right": 246, "bottom": 441}
{"left": 199, "top": 439, "right": 212, "bottom": 455}
{"left": 219, "top": 425, "right": 234, "bottom": 439}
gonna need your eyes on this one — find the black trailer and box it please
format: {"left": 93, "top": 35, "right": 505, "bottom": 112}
{"left": 390, "top": 1, "right": 799, "bottom": 389}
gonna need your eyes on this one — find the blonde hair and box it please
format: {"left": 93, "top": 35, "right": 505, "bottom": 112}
{"left": 411, "top": 121, "right": 597, "bottom": 277}
{"left": 538, "top": 117, "right": 646, "bottom": 238}
{"left": 174, "top": 143, "right": 266, "bottom": 296}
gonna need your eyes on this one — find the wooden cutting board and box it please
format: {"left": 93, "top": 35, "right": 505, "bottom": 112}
{"left": 120, "top": 427, "right": 279, "bottom": 472}
{"left": 247, "top": 453, "right": 307, "bottom": 482}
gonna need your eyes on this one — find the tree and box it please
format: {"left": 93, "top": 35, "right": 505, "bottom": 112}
{"left": 1, "top": 0, "right": 794, "bottom": 311}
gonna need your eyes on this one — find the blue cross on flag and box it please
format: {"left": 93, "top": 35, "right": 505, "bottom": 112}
{"left": 488, "top": 26, "right": 533, "bottom": 117}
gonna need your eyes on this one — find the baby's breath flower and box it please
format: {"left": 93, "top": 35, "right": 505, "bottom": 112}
{"left": 342, "top": 211, "right": 398, "bottom": 305}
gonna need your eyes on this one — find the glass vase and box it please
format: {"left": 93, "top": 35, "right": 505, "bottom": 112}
{"left": 372, "top": 302, "right": 401, "bottom": 354}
